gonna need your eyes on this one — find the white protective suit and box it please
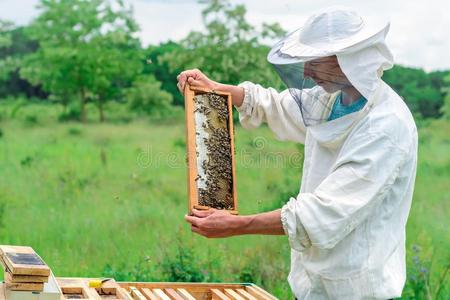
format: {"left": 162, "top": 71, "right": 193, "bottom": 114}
{"left": 235, "top": 8, "right": 418, "bottom": 300}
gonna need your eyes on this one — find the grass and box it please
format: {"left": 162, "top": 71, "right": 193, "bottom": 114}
{"left": 0, "top": 101, "right": 448, "bottom": 299}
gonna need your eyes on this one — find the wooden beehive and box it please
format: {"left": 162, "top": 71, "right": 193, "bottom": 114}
{"left": 1, "top": 279, "right": 278, "bottom": 300}
{"left": 184, "top": 85, "right": 238, "bottom": 214}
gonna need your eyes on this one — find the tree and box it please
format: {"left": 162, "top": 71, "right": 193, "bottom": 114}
{"left": 0, "top": 25, "right": 46, "bottom": 99}
{"left": 383, "top": 66, "right": 447, "bottom": 118}
{"left": 144, "top": 42, "right": 184, "bottom": 106}
{"left": 441, "top": 74, "right": 450, "bottom": 120}
{"left": 126, "top": 75, "right": 173, "bottom": 117}
{"left": 0, "top": 21, "right": 19, "bottom": 83}
{"left": 20, "top": 0, "right": 142, "bottom": 122}
{"left": 160, "top": 0, "right": 286, "bottom": 91}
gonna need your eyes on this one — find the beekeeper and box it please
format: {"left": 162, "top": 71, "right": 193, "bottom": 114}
{"left": 179, "top": 6, "right": 417, "bottom": 299}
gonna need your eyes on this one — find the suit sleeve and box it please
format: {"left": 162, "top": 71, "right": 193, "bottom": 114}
{"left": 236, "top": 81, "right": 307, "bottom": 144}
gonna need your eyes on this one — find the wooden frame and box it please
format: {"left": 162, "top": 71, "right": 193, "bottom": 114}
{"left": 184, "top": 85, "right": 238, "bottom": 214}
{"left": 119, "top": 282, "right": 277, "bottom": 300}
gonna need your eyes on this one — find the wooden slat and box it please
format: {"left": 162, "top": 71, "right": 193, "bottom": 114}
{"left": 227, "top": 92, "right": 238, "bottom": 213}
{"left": 164, "top": 288, "right": 184, "bottom": 300}
{"left": 120, "top": 287, "right": 135, "bottom": 300}
{"left": 176, "top": 288, "right": 196, "bottom": 300}
{"left": 235, "top": 288, "right": 258, "bottom": 300}
{"left": 141, "top": 288, "right": 160, "bottom": 300}
{"left": 244, "top": 286, "right": 275, "bottom": 300}
{"left": 211, "top": 289, "right": 231, "bottom": 300}
{"left": 130, "top": 286, "right": 147, "bottom": 300}
{"left": 153, "top": 289, "right": 171, "bottom": 300}
{"left": 4, "top": 281, "right": 44, "bottom": 291}
{"left": 224, "top": 289, "right": 245, "bottom": 300}
{"left": 184, "top": 84, "right": 200, "bottom": 214}
{"left": 7, "top": 273, "right": 49, "bottom": 283}
{"left": 0, "top": 284, "right": 6, "bottom": 300}
{"left": 61, "top": 286, "right": 90, "bottom": 299}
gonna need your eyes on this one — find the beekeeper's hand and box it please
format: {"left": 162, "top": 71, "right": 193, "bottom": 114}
{"left": 176, "top": 69, "right": 245, "bottom": 107}
{"left": 184, "top": 208, "right": 285, "bottom": 238}
{"left": 184, "top": 209, "right": 238, "bottom": 238}
{"left": 177, "top": 69, "right": 218, "bottom": 95}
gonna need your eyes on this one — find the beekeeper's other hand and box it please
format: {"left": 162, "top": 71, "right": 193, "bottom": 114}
{"left": 177, "top": 69, "right": 218, "bottom": 95}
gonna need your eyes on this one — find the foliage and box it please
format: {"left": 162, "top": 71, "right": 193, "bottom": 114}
{"left": 126, "top": 75, "right": 174, "bottom": 117}
{"left": 144, "top": 42, "right": 185, "bottom": 106}
{"left": 0, "top": 20, "right": 18, "bottom": 82}
{"left": 440, "top": 74, "right": 450, "bottom": 120}
{"left": 160, "top": 0, "right": 285, "bottom": 90}
{"left": 403, "top": 244, "right": 450, "bottom": 299}
{"left": 383, "top": 65, "right": 448, "bottom": 118}
{"left": 0, "top": 24, "right": 44, "bottom": 99}
{"left": 20, "top": 0, "right": 142, "bottom": 122}
{"left": 160, "top": 240, "right": 206, "bottom": 282}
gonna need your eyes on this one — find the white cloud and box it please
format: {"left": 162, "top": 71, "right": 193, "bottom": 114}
{"left": 0, "top": 0, "right": 448, "bottom": 70}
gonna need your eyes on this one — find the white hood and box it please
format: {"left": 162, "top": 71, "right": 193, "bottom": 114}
{"left": 337, "top": 42, "right": 394, "bottom": 102}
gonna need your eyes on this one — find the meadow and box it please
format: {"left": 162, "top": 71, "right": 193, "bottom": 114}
{"left": 0, "top": 101, "right": 448, "bottom": 299}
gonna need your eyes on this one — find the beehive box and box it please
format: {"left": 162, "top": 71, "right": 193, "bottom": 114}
{"left": 0, "top": 279, "right": 278, "bottom": 300}
{"left": 184, "top": 85, "right": 238, "bottom": 214}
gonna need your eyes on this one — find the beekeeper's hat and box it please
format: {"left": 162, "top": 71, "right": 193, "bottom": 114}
{"left": 268, "top": 6, "right": 391, "bottom": 64}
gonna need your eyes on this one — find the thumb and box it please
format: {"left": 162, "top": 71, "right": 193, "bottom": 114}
{"left": 187, "top": 77, "right": 204, "bottom": 88}
{"left": 191, "top": 208, "right": 215, "bottom": 218}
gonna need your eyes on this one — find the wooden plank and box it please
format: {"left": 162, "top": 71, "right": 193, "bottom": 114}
{"left": 0, "top": 245, "right": 50, "bottom": 276}
{"left": 244, "top": 286, "right": 275, "bottom": 300}
{"left": 4, "top": 281, "right": 44, "bottom": 291}
{"left": 175, "top": 288, "right": 195, "bottom": 300}
{"left": 235, "top": 289, "right": 258, "bottom": 300}
{"left": 141, "top": 288, "right": 160, "bottom": 300}
{"left": 120, "top": 287, "right": 135, "bottom": 300}
{"left": 0, "top": 256, "right": 9, "bottom": 272}
{"left": 119, "top": 282, "right": 242, "bottom": 293}
{"left": 6, "top": 272, "right": 49, "bottom": 283}
{"left": 0, "top": 284, "right": 6, "bottom": 300}
{"left": 211, "top": 289, "right": 231, "bottom": 300}
{"left": 164, "top": 288, "right": 184, "bottom": 300}
{"left": 226, "top": 92, "right": 238, "bottom": 213}
{"left": 152, "top": 289, "right": 171, "bottom": 300}
{"left": 60, "top": 286, "right": 90, "bottom": 299}
{"left": 130, "top": 286, "right": 147, "bottom": 300}
{"left": 224, "top": 289, "right": 245, "bottom": 300}
{"left": 193, "top": 205, "right": 210, "bottom": 210}
{"left": 184, "top": 84, "right": 200, "bottom": 215}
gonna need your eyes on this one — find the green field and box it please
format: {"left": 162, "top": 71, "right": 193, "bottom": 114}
{"left": 0, "top": 102, "right": 448, "bottom": 299}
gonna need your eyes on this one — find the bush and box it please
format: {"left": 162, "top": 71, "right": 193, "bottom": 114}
{"left": 102, "top": 258, "right": 159, "bottom": 282}
{"left": 161, "top": 243, "right": 205, "bottom": 282}
{"left": 126, "top": 75, "right": 174, "bottom": 118}
{"left": 58, "top": 104, "right": 81, "bottom": 122}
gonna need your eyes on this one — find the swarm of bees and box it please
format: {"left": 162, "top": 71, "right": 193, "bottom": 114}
{"left": 194, "top": 93, "right": 234, "bottom": 210}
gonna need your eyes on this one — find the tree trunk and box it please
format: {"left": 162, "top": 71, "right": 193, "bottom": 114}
{"left": 80, "top": 88, "right": 87, "bottom": 123}
{"left": 98, "top": 97, "right": 105, "bottom": 122}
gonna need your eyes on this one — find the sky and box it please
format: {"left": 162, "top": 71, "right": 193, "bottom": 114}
{"left": 0, "top": 0, "right": 448, "bottom": 71}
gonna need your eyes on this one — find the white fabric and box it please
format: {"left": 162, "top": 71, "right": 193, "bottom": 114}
{"left": 267, "top": 6, "right": 391, "bottom": 65}
{"left": 338, "top": 44, "right": 393, "bottom": 101}
{"left": 236, "top": 78, "right": 417, "bottom": 298}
